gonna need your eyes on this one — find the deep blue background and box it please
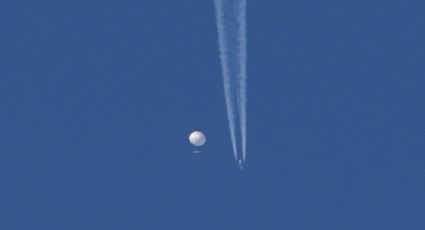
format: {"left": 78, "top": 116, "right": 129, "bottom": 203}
{"left": 1, "top": 0, "right": 424, "bottom": 229}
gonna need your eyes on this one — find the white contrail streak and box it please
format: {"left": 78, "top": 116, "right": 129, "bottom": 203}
{"left": 214, "top": 0, "right": 247, "bottom": 165}
{"left": 237, "top": 0, "right": 247, "bottom": 162}
{"left": 214, "top": 0, "right": 238, "bottom": 161}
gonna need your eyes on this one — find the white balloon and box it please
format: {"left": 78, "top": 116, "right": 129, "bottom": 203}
{"left": 189, "top": 131, "right": 206, "bottom": 146}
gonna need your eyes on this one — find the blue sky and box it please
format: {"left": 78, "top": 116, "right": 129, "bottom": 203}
{"left": 1, "top": 0, "right": 424, "bottom": 229}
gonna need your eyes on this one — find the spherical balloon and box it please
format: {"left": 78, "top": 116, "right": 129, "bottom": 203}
{"left": 189, "top": 131, "right": 206, "bottom": 146}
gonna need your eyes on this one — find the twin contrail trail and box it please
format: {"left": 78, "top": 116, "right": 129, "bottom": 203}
{"left": 214, "top": 0, "right": 247, "bottom": 167}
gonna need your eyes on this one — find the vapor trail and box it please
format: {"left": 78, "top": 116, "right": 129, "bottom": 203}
{"left": 214, "top": 0, "right": 247, "bottom": 164}
{"left": 237, "top": 0, "right": 247, "bottom": 162}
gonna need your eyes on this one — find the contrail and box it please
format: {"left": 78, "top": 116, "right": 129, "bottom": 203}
{"left": 237, "top": 0, "right": 247, "bottom": 162}
{"left": 214, "top": 0, "right": 247, "bottom": 165}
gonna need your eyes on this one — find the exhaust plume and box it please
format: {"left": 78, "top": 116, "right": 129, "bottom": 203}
{"left": 214, "top": 0, "right": 248, "bottom": 165}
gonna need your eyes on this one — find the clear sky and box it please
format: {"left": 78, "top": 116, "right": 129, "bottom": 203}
{"left": 1, "top": 0, "right": 424, "bottom": 229}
